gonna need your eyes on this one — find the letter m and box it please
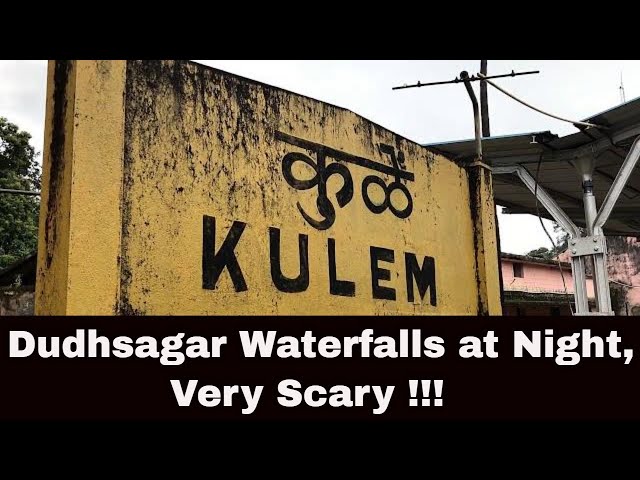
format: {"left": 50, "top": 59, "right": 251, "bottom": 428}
{"left": 405, "top": 253, "right": 437, "bottom": 306}
{"left": 202, "top": 215, "right": 248, "bottom": 292}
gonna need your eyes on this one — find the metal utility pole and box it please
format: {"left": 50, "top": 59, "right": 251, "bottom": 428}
{"left": 393, "top": 65, "right": 538, "bottom": 315}
{"left": 480, "top": 60, "right": 490, "bottom": 137}
{"left": 460, "top": 71, "right": 483, "bottom": 158}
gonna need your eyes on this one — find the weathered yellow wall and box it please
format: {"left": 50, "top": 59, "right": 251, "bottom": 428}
{"left": 468, "top": 162, "right": 503, "bottom": 315}
{"left": 36, "top": 60, "right": 502, "bottom": 315}
{"left": 36, "top": 60, "right": 126, "bottom": 315}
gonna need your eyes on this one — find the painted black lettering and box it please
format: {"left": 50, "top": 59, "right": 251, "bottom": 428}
{"left": 269, "top": 227, "right": 309, "bottom": 293}
{"left": 328, "top": 238, "right": 355, "bottom": 297}
{"left": 202, "top": 215, "right": 247, "bottom": 292}
{"left": 276, "top": 131, "right": 415, "bottom": 229}
{"left": 405, "top": 252, "right": 437, "bottom": 306}
{"left": 370, "top": 246, "right": 396, "bottom": 301}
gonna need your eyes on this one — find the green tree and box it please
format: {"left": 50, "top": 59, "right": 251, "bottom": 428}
{"left": 526, "top": 246, "right": 552, "bottom": 259}
{"left": 0, "top": 117, "right": 41, "bottom": 269}
{"left": 552, "top": 221, "right": 570, "bottom": 253}
{"left": 525, "top": 222, "right": 571, "bottom": 260}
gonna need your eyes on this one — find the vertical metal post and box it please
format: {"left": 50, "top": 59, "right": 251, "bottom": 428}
{"left": 578, "top": 166, "right": 613, "bottom": 314}
{"left": 493, "top": 165, "right": 590, "bottom": 314}
{"left": 480, "top": 61, "right": 490, "bottom": 138}
{"left": 461, "top": 71, "right": 483, "bottom": 160}
{"left": 570, "top": 255, "right": 590, "bottom": 314}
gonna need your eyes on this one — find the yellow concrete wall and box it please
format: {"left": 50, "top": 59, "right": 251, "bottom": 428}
{"left": 36, "top": 60, "right": 502, "bottom": 315}
{"left": 36, "top": 60, "right": 126, "bottom": 315}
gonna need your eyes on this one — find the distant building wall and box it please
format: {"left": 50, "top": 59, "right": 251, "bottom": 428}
{"left": 558, "top": 237, "right": 640, "bottom": 314}
{"left": 501, "top": 257, "right": 595, "bottom": 298}
{"left": 500, "top": 254, "right": 596, "bottom": 316}
{"left": 605, "top": 237, "right": 640, "bottom": 313}
{"left": 1, "top": 288, "right": 35, "bottom": 316}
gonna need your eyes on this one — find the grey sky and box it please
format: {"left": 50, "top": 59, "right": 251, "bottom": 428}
{"left": 2, "top": 60, "right": 638, "bottom": 254}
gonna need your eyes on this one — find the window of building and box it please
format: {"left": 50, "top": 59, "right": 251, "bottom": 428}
{"left": 512, "top": 262, "right": 524, "bottom": 278}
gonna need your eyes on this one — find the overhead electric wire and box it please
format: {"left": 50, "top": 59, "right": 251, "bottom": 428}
{"left": 476, "top": 70, "right": 606, "bottom": 313}
{"left": 478, "top": 73, "right": 606, "bottom": 130}
{"left": 394, "top": 67, "right": 621, "bottom": 313}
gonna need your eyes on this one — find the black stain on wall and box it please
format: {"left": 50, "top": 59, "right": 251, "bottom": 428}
{"left": 44, "top": 60, "right": 72, "bottom": 271}
{"left": 117, "top": 60, "right": 449, "bottom": 314}
{"left": 467, "top": 165, "right": 495, "bottom": 315}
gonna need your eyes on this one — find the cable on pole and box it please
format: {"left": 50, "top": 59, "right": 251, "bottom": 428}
{"left": 477, "top": 73, "right": 606, "bottom": 130}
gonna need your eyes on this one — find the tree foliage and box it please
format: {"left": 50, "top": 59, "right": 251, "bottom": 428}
{"left": 525, "top": 246, "right": 553, "bottom": 259}
{"left": 0, "top": 117, "right": 40, "bottom": 269}
{"left": 525, "top": 222, "right": 570, "bottom": 260}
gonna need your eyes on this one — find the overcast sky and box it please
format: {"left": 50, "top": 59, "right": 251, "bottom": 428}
{"left": 2, "top": 60, "right": 638, "bottom": 254}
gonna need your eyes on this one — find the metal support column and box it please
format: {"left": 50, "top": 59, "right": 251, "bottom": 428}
{"left": 493, "top": 164, "right": 589, "bottom": 314}
{"left": 577, "top": 165, "right": 612, "bottom": 314}
{"left": 493, "top": 135, "right": 640, "bottom": 315}
{"left": 461, "top": 71, "right": 483, "bottom": 160}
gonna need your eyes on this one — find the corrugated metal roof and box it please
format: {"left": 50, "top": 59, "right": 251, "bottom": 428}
{"left": 584, "top": 94, "right": 640, "bottom": 124}
{"left": 425, "top": 97, "right": 640, "bottom": 236}
{"left": 425, "top": 131, "right": 557, "bottom": 163}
